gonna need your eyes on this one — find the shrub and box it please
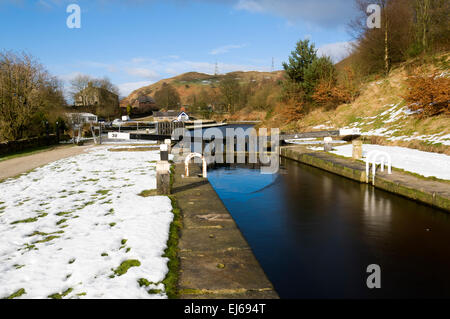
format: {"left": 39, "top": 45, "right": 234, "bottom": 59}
{"left": 311, "top": 67, "right": 359, "bottom": 109}
{"left": 405, "top": 73, "right": 450, "bottom": 117}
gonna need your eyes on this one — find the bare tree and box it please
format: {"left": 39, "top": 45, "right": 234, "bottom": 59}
{"left": 70, "top": 74, "right": 91, "bottom": 106}
{"left": 414, "top": 0, "right": 450, "bottom": 52}
{"left": 349, "top": 0, "right": 414, "bottom": 75}
{"left": 0, "top": 51, "right": 66, "bottom": 141}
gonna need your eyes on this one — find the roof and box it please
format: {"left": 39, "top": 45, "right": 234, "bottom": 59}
{"left": 153, "top": 110, "right": 179, "bottom": 117}
{"left": 66, "top": 112, "right": 97, "bottom": 117}
{"left": 137, "top": 96, "right": 155, "bottom": 103}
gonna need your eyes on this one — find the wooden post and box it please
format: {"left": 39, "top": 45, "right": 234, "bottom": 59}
{"left": 352, "top": 140, "right": 363, "bottom": 160}
{"left": 156, "top": 160, "right": 171, "bottom": 195}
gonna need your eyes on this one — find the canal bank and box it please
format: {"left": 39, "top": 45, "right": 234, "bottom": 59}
{"left": 280, "top": 145, "right": 450, "bottom": 212}
{"left": 171, "top": 162, "right": 279, "bottom": 299}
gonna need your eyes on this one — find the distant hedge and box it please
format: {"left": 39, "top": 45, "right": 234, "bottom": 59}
{"left": 0, "top": 135, "right": 59, "bottom": 156}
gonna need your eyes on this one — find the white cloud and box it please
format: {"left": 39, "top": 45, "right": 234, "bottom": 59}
{"left": 130, "top": 57, "right": 147, "bottom": 64}
{"left": 59, "top": 56, "right": 272, "bottom": 98}
{"left": 210, "top": 44, "right": 247, "bottom": 55}
{"left": 125, "top": 67, "right": 159, "bottom": 80}
{"left": 235, "top": 0, "right": 264, "bottom": 12}
{"left": 118, "top": 81, "right": 155, "bottom": 97}
{"left": 234, "top": 0, "right": 357, "bottom": 28}
{"left": 317, "top": 41, "right": 354, "bottom": 63}
{"left": 37, "top": 0, "right": 52, "bottom": 9}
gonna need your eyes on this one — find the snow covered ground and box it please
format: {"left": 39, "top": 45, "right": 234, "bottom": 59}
{"left": 312, "top": 103, "right": 450, "bottom": 146}
{"left": 330, "top": 144, "right": 450, "bottom": 180}
{"left": 0, "top": 146, "right": 173, "bottom": 299}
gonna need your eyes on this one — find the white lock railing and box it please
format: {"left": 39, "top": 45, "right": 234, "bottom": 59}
{"left": 365, "top": 150, "right": 392, "bottom": 184}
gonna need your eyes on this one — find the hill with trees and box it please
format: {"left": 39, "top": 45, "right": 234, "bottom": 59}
{"left": 120, "top": 71, "right": 284, "bottom": 118}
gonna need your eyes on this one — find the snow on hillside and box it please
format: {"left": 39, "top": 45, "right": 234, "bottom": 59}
{"left": 330, "top": 144, "right": 450, "bottom": 180}
{"left": 316, "top": 102, "right": 450, "bottom": 146}
{"left": 0, "top": 147, "right": 173, "bottom": 299}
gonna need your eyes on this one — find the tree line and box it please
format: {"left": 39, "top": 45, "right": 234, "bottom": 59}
{"left": 351, "top": 0, "right": 449, "bottom": 75}
{"left": 0, "top": 51, "right": 66, "bottom": 141}
{"left": 0, "top": 51, "right": 120, "bottom": 142}
{"left": 156, "top": 0, "right": 449, "bottom": 122}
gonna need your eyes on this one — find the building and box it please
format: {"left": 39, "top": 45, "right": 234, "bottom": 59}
{"left": 153, "top": 110, "right": 190, "bottom": 122}
{"left": 74, "top": 83, "right": 119, "bottom": 110}
{"left": 176, "top": 111, "right": 189, "bottom": 122}
{"left": 66, "top": 112, "right": 98, "bottom": 125}
{"left": 120, "top": 95, "right": 158, "bottom": 115}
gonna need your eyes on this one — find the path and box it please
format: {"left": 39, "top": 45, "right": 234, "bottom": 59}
{"left": 0, "top": 144, "right": 96, "bottom": 181}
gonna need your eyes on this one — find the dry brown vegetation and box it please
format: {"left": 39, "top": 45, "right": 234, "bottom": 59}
{"left": 405, "top": 73, "right": 450, "bottom": 116}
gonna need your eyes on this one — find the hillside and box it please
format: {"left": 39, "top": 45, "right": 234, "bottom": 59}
{"left": 121, "top": 70, "right": 284, "bottom": 108}
{"left": 263, "top": 53, "right": 449, "bottom": 154}
{"left": 121, "top": 54, "right": 449, "bottom": 155}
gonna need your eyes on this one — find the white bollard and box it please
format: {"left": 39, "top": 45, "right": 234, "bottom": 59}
{"left": 324, "top": 137, "right": 333, "bottom": 152}
{"left": 164, "top": 139, "right": 172, "bottom": 153}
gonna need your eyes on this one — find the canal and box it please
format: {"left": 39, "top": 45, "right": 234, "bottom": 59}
{"left": 207, "top": 158, "right": 450, "bottom": 299}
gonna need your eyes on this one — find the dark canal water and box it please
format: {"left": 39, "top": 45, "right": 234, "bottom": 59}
{"left": 207, "top": 158, "right": 450, "bottom": 299}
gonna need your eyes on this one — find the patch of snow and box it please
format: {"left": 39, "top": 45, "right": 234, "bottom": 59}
{"left": 330, "top": 144, "right": 450, "bottom": 180}
{"left": 312, "top": 124, "right": 335, "bottom": 130}
{"left": 340, "top": 128, "right": 361, "bottom": 136}
{"left": 0, "top": 147, "right": 173, "bottom": 299}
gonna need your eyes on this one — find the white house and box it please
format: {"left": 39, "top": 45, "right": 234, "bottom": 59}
{"left": 176, "top": 111, "right": 189, "bottom": 122}
{"left": 66, "top": 112, "right": 98, "bottom": 124}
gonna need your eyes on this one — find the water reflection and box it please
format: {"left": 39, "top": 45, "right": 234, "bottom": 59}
{"left": 208, "top": 158, "right": 450, "bottom": 299}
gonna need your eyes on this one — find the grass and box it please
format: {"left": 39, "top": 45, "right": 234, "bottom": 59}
{"left": 137, "top": 278, "right": 163, "bottom": 295}
{"left": 56, "top": 218, "right": 67, "bottom": 226}
{"left": 11, "top": 217, "right": 38, "bottom": 225}
{"left": 10, "top": 212, "right": 47, "bottom": 224}
{"left": 96, "top": 189, "right": 110, "bottom": 196}
{"left": 147, "top": 289, "right": 163, "bottom": 294}
{"left": 4, "top": 288, "right": 26, "bottom": 299}
{"left": 48, "top": 287, "right": 73, "bottom": 299}
{"left": 33, "top": 235, "right": 60, "bottom": 244}
{"left": 162, "top": 195, "right": 182, "bottom": 299}
{"left": 137, "top": 278, "right": 152, "bottom": 287}
{"left": 138, "top": 189, "right": 158, "bottom": 197}
{"left": 56, "top": 211, "right": 72, "bottom": 217}
{"left": 137, "top": 165, "right": 181, "bottom": 298}
{"left": 27, "top": 230, "right": 64, "bottom": 237}
{"left": 112, "top": 259, "right": 141, "bottom": 277}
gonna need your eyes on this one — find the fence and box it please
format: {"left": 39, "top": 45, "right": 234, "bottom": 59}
{"left": 156, "top": 121, "right": 185, "bottom": 135}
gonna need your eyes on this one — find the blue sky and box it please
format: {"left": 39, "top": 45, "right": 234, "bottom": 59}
{"left": 0, "top": 0, "right": 357, "bottom": 97}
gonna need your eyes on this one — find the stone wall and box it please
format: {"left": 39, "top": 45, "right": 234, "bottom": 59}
{"left": 0, "top": 135, "right": 59, "bottom": 156}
